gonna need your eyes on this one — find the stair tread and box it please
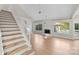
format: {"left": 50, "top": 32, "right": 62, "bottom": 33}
{"left": 0, "top": 15, "right": 12, "bottom": 17}
{"left": 0, "top": 26, "right": 18, "bottom": 28}
{"left": 4, "top": 44, "right": 28, "bottom": 55}
{"left": 1, "top": 29, "right": 20, "bottom": 32}
{"left": 0, "top": 11, "right": 12, "bottom": 16}
{"left": 0, "top": 20, "right": 16, "bottom": 22}
{"left": 0, "top": 25, "right": 17, "bottom": 27}
{"left": 3, "top": 40, "right": 26, "bottom": 49}
{"left": 2, "top": 32, "right": 22, "bottom": 37}
{"left": 22, "top": 50, "right": 34, "bottom": 55}
{"left": 0, "top": 17, "right": 14, "bottom": 18}
{"left": 0, "top": 24, "right": 18, "bottom": 26}
{"left": 0, "top": 23, "right": 16, "bottom": 24}
{"left": 0, "top": 13, "right": 11, "bottom": 15}
{"left": 1, "top": 27, "right": 19, "bottom": 29}
{"left": 2, "top": 36, "right": 24, "bottom": 43}
{"left": 3, "top": 34, "right": 23, "bottom": 40}
{"left": 8, "top": 48, "right": 28, "bottom": 55}
{"left": 0, "top": 14, "right": 12, "bottom": 16}
{"left": 2, "top": 31, "right": 21, "bottom": 35}
{"left": 4, "top": 43, "right": 26, "bottom": 54}
{"left": 0, "top": 22, "right": 16, "bottom": 23}
{"left": 1, "top": 28, "right": 20, "bottom": 30}
{"left": 3, "top": 39, "right": 25, "bottom": 45}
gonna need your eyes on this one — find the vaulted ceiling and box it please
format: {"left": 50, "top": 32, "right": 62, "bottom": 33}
{"left": 0, "top": 4, "right": 79, "bottom": 21}
{"left": 19, "top": 4, "right": 79, "bottom": 20}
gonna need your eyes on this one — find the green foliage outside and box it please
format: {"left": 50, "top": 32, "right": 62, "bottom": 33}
{"left": 60, "top": 22, "right": 69, "bottom": 31}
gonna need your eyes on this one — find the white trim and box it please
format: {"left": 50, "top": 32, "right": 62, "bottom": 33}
{"left": 0, "top": 29, "right": 4, "bottom": 55}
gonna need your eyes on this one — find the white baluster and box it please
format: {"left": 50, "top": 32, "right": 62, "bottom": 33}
{"left": 0, "top": 29, "right": 4, "bottom": 55}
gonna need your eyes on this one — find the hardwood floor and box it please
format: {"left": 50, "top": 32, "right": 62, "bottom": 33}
{"left": 31, "top": 33, "right": 79, "bottom": 55}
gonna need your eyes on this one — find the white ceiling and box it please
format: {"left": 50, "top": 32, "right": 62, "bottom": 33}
{"left": 0, "top": 4, "right": 78, "bottom": 21}
{"left": 19, "top": 4, "right": 79, "bottom": 20}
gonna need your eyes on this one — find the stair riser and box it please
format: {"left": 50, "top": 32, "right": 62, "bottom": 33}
{"left": 1, "top": 29, "right": 20, "bottom": 32}
{"left": 3, "top": 41, "right": 26, "bottom": 49}
{"left": 3, "top": 39, "right": 25, "bottom": 46}
{"left": 2, "top": 33, "right": 22, "bottom": 37}
{"left": 2, "top": 31, "right": 21, "bottom": 35}
{"left": 0, "top": 20, "right": 16, "bottom": 22}
{"left": 2, "top": 36, "right": 24, "bottom": 43}
{"left": 0, "top": 19, "right": 14, "bottom": 22}
{"left": 3, "top": 35, "right": 23, "bottom": 40}
{"left": 0, "top": 18, "right": 14, "bottom": 20}
{"left": 1, "top": 27, "right": 20, "bottom": 32}
{"left": 0, "top": 22, "right": 16, "bottom": 24}
{"left": 0, "top": 12, "right": 12, "bottom": 16}
{"left": 0, "top": 22, "right": 17, "bottom": 24}
{"left": 1, "top": 27, "right": 19, "bottom": 30}
{"left": 0, "top": 22, "right": 17, "bottom": 25}
{"left": 0, "top": 14, "right": 12, "bottom": 16}
{"left": 0, "top": 15, "right": 13, "bottom": 17}
{"left": 4, "top": 43, "right": 27, "bottom": 54}
{"left": 10, "top": 48, "right": 29, "bottom": 55}
{"left": 0, "top": 16, "right": 14, "bottom": 20}
{"left": 5, "top": 45, "right": 28, "bottom": 55}
{"left": 0, "top": 24, "right": 18, "bottom": 27}
{"left": 1, "top": 24, "right": 17, "bottom": 25}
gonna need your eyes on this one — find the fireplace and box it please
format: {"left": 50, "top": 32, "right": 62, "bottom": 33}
{"left": 44, "top": 29, "right": 51, "bottom": 34}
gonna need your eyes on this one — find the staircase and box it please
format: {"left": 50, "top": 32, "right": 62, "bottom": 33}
{"left": 0, "top": 10, "right": 34, "bottom": 55}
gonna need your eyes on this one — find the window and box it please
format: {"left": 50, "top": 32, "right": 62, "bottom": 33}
{"left": 54, "top": 22, "right": 70, "bottom": 33}
{"left": 75, "top": 23, "right": 79, "bottom": 30}
{"left": 35, "top": 24, "right": 42, "bottom": 31}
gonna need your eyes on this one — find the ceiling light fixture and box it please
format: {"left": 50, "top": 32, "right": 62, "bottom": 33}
{"left": 38, "top": 10, "right": 41, "bottom": 14}
{"left": 38, "top": 4, "right": 42, "bottom": 14}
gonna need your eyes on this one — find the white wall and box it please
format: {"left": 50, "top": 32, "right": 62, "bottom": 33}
{"left": 33, "top": 19, "right": 74, "bottom": 39}
{"left": 0, "top": 5, "right": 5, "bottom": 10}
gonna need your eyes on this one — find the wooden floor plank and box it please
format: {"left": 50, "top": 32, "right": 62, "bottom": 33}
{"left": 31, "top": 33, "right": 79, "bottom": 55}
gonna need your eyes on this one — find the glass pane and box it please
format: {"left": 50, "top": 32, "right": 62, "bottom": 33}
{"left": 36, "top": 24, "right": 42, "bottom": 31}
{"left": 54, "top": 22, "right": 70, "bottom": 33}
{"left": 75, "top": 23, "right": 79, "bottom": 30}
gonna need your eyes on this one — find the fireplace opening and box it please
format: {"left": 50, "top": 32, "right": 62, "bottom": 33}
{"left": 44, "top": 29, "right": 51, "bottom": 34}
